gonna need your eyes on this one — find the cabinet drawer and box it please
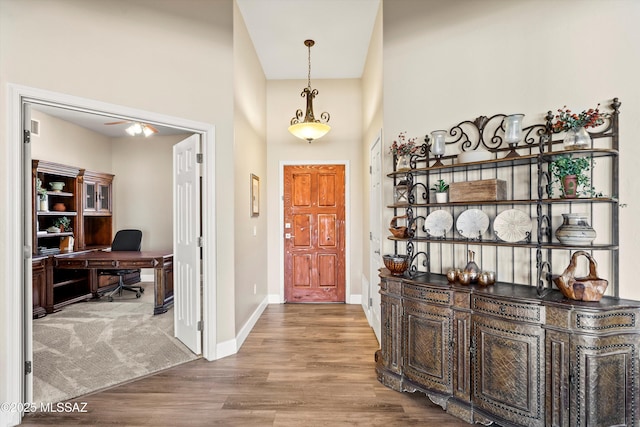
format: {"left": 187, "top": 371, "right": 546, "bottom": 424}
{"left": 117, "top": 260, "right": 153, "bottom": 268}
{"left": 403, "top": 283, "right": 452, "bottom": 306}
{"left": 380, "top": 278, "right": 402, "bottom": 296}
{"left": 472, "top": 295, "right": 543, "bottom": 324}
{"left": 55, "top": 259, "right": 88, "bottom": 268}
{"left": 87, "top": 260, "right": 120, "bottom": 268}
{"left": 572, "top": 309, "right": 639, "bottom": 333}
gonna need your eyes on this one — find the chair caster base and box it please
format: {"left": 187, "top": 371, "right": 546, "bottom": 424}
{"left": 136, "top": 292, "right": 141, "bottom": 298}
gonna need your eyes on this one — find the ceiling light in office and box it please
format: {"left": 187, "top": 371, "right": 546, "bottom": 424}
{"left": 105, "top": 120, "right": 158, "bottom": 137}
{"left": 126, "top": 122, "right": 157, "bottom": 137}
{"left": 288, "top": 39, "right": 331, "bottom": 143}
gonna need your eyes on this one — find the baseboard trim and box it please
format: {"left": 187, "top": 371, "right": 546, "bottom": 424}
{"left": 215, "top": 296, "right": 268, "bottom": 358}
{"left": 268, "top": 293, "right": 282, "bottom": 304}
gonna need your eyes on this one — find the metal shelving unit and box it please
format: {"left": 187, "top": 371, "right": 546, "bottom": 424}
{"left": 389, "top": 98, "right": 620, "bottom": 296}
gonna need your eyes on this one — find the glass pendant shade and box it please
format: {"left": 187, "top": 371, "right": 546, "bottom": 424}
{"left": 288, "top": 122, "right": 331, "bottom": 142}
{"left": 504, "top": 114, "right": 524, "bottom": 144}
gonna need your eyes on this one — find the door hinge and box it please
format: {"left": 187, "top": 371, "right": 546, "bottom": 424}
{"left": 369, "top": 165, "right": 372, "bottom": 174}
{"left": 25, "top": 361, "right": 32, "bottom": 374}
{"left": 370, "top": 231, "right": 372, "bottom": 240}
{"left": 197, "top": 320, "right": 203, "bottom": 331}
{"left": 23, "top": 129, "right": 31, "bottom": 144}
{"left": 369, "top": 297, "right": 373, "bottom": 307}
{"left": 197, "top": 236, "right": 204, "bottom": 247}
{"left": 196, "top": 153, "right": 203, "bottom": 164}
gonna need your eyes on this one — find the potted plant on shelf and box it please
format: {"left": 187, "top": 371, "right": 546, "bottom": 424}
{"left": 552, "top": 104, "right": 609, "bottom": 150}
{"left": 390, "top": 131, "right": 418, "bottom": 171}
{"left": 430, "top": 179, "right": 449, "bottom": 203}
{"left": 53, "top": 216, "right": 72, "bottom": 233}
{"left": 36, "top": 178, "right": 48, "bottom": 211}
{"left": 548, "top": 155, "right": 597, "bottom": 198}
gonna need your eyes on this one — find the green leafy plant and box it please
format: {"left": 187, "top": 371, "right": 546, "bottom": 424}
{"left": 430, "top": 179, "right": 449, "bottom": 193}
{"left": 548, "top": 155, "right": 600, "bottom": 197}
{"left": 53, "top": 216, "right": 72, "bottom": 232}
{"left": 36, "top": 178, "right": 47, "bottom": 200}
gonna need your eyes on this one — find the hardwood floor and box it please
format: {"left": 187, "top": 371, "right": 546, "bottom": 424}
{"left": 22, "top": 304, "right": 469, "bottom": 426}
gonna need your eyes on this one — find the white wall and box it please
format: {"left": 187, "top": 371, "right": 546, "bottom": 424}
{"left": 383, "top": 0, "right": 640, "bottom": 300}
{"left": 266, "top": 79, "right": 363, "bottom": 301}
{"left": 30, "top": 110, "right": 113, "bottom": 173}
{"left": 361, "top": 2, "right": 384, "bottom": 296}
{"left": 111, "top": 134, "right": 190, "bottom": 252}
{"left": 0, "top": 0, "right": 236, "bottom": 419}
{"left": 233, "top": 2, "right": 268, "bottom": 332}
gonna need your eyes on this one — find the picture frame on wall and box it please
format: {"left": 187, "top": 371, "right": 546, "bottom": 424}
{"left": 251, "top": 174, "right": 259, "bottom": 216}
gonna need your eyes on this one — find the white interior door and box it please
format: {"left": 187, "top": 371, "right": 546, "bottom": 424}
{"left": 23, "top": 102, "right": 34, "bottom": 403}
{"left": 173, "top": 134, "right": 202, "bottom": 354}
{"left": 369, "top": 132, "right": 383, "bottom": 343}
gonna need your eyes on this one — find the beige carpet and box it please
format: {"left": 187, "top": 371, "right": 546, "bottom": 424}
{"left": 32, "top": 282, "right": 198, "bottom": 404}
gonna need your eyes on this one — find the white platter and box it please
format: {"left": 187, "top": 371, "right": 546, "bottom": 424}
{"left": 424, "top": 210, "right": 453, "bottom": 237}
{"left": 493, "top": 209, "right": 532, "bottom": 243}
{"left": 456, "top": 209, "right": 490, "bottom": 239}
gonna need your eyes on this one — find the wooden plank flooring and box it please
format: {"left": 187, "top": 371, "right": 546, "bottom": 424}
{"left": 22, "top": 304, "right": 469, "bottom": 426}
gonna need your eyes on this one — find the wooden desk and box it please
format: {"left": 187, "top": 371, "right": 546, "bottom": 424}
{"left": 54, "top": 250, "right": 174, "bottom": 315}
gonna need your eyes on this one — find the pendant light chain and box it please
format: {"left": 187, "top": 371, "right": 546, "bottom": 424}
{"left": 307, "top": 41, "right": 312, "bottom": 89}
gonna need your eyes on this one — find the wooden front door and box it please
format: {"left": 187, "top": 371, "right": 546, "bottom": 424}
{"left": 284, "top": 164, "right": 345, "bottom": 302}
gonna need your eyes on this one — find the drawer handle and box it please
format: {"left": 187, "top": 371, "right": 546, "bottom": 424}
{"left": 499, "top": 306, "right": 506, "bottom": 313}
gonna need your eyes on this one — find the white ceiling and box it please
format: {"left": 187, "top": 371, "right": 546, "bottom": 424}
{"left": 32, "top": 0, "right": 380, "bottom": 136}
{"left": 236, "top": 0, "right": 380, "bottom": 80}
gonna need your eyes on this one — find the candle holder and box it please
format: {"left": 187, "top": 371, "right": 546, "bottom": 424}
{"left": 503, "top": 114, "right": 524, "bottom": 158}
{"left": 429, "top": 130, "right": 447, "bottom": 166}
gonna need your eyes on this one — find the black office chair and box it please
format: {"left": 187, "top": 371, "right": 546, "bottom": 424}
{"left": 99, "top": 229, "right": 144, "bottom": 301}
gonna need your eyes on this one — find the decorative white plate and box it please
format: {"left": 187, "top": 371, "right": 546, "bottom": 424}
{"left": 424, "top": 210, "right": 453, "bottom": 237}
{"left": 456, "top": 209, "right": 490, "bottom": 239}
{"left": 493, "top": 209, "right": 532, "bottom": 243}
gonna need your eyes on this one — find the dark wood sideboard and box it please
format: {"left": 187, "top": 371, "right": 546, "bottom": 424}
{"left": 375, "top": 270, "right": 640, "bottom": 427}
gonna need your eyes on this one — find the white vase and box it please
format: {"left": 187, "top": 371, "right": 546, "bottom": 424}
{"left": 435, "top": 192, "right": 448, "bottom": 204}
{"left": 563, "top": 127, "right": 591, "bottom": 150}
{"left": 39, "top": 196, "right": 48, "bottom": 212}
{"left": 396, "top": 154, "right": 411, "bottom": 171}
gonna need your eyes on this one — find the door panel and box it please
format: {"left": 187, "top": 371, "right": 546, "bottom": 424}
{"left": 284, "top": 164, "right": 345, "bottom": 302}
{"left": 369, "top": 133, "right": 382, "bottom": 342}
{"left": 173, "top": 134, "right": 201, "bottom": 354}
{"left": 293, "top": 173, "right": 312, "bottom": 206}
{"left": 293, "top": 214, "right": 311, "bottom": 246}
{"left": 318, "top": 214, "right": 336, "bottom": 247}
{"left": 293, "top": 255, "right": 312, "bottom": 287}
{"left": 472, "top": 315, "right": 545, "bottom": 427}
{"left": 318, "top": 254, "right": 337, "bottom": 287}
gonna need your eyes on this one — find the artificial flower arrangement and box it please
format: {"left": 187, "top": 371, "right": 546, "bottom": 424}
{"left": 552, "top": 104, "right": 609, "bottom": 133}
{"left": 389, "top": 131, "right": 418, "bottom": 157}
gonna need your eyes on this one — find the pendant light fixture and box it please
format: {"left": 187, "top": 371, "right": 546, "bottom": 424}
{"left": 288, "top": 39, "right": 331, "bottom": 143}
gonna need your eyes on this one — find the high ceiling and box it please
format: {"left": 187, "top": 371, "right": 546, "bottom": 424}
{"left": 33, "top": 0, "right": 380, "bottom": 137}
{"left": 236, "top": 0, "right": 380, "bottom": 80}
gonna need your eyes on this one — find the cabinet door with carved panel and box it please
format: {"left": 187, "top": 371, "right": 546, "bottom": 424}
{"left": 545, "top": 329, "right": 571, "bottom": 427}
{"left": 403, "top": 294, "right": 453, "bottom": 396}
{"left": 569, "top": 333, "right": 640, "bottom": 427}
{"left": 471, "top": 313, "right": 546, "bottom": 427}
{"left": 381, "top": 293, "right": 402, "bottom": 375}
